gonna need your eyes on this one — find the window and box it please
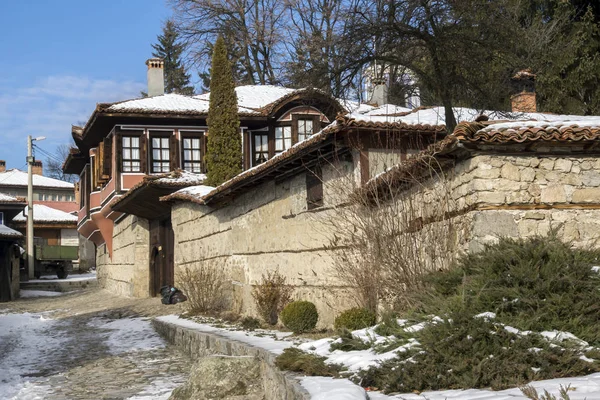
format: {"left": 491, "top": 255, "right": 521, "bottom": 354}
{"left": 253, "top": 134, "right": 269, "bottom": 166}
{"left": 151, "top": 137, "right": 170, "bottom": 173}
{"left": 182, "top": 137, "right": 202, "bottom": 173}
{"left": 122, "top": 136, "right": 141, "bottom": 172}
{"left": 297, "top": 119, "right": 314, "bottom": 142}
{"left": 0, "top": 212, "right": 4, "bottom": 225}
{"left": 275, "top": 126, "right": 292, "bottom": 154}
{"left": 306, "top": 166, "right": 323, "bottom": 210}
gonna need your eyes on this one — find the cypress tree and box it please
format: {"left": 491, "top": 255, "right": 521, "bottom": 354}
{"left": 205, "top": 36, "right": 242, "bottom": 187}
{"left": 151, "top": 20, "right": 194, "bottom": 95}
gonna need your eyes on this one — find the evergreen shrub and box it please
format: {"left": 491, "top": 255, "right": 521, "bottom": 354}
{"left": 334, "top": 308, "right": 377, "bottom": 331}
{"left": 280, "top": 301, "right": 318, "bottom": 333}
{"left": 275, "top": 348, "right": 341, "bottom": 377}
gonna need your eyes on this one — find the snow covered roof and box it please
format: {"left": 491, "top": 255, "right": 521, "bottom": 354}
{"left": 154, "top": 170, "right": 207, "bottom": 186}
{"left": 195, "top": 85, "right": 297, "bottom": 110}
{"left": 0, "top": 192, "right": 24, "bottom": 203}
{"left": 364, "top": 104, "right": 412, "bottom": 116}
{"left": 12, "top": 204, "right": 78, "bottom": 224}
{"left": 0, "top": 223, "right": 22, "bottom": 239}
{"left": 107, "top": 93, "right": 258, "bottom": 115}
{"left": 105, "top": 85, "right": 342, "bottom": 116}
{"left": 170, "top": 185, "right": 215, "bottom": 198}
{"left": 0, "top": 169, "right": 74, "bottom": 189}
{"left": 350, "top": 106, "right": 600, "bottom": 128}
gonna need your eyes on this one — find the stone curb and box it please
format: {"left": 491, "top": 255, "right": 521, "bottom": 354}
{"left": 152, "top": 318, "right": 311, "bottom": 400}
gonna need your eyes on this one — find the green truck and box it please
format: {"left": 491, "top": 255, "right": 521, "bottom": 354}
{"left": 34, "top": 238, "right": 78, "bottom": 279}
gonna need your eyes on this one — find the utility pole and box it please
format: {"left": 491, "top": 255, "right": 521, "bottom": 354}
{"left": 27, "top": 135, "right": 34, "bottom": 279}
{"left": 26, "top": 135, "right": 45, "bottom": 279}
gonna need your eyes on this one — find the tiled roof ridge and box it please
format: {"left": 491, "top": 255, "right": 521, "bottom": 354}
{"left": 337, "top": 113, "right": 447, "bottom": 132}
{"left": 454, "top": 120, "right": 600, "bottom": 143}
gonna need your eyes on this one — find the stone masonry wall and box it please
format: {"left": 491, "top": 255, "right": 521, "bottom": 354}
{"left": 412, "top": 154, "right": 600, "bottom": 252}
{"left": 171, "top": 161, "right": 358, "bottom": 328}
{"left": 96, "top": 214, "right": 150, "bottom": 297}
{"left": 452, "top": 154, "right": 600, "bottom": 251}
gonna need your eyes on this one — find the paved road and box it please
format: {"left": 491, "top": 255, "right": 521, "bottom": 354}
{"left": 0, "top": 290, "right": 191, "bottom": 400}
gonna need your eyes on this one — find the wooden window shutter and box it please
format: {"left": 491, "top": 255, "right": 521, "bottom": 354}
{"left": 139, "top": 135, "right": 148, "bottom": 174}
{"left": 202, "top": 134, "right": 208, "bottom": 173}
{"left": 102, "top": 136, "right": 112, "bottom": 178}
{"left": 313, "top": 115, "right": 322, "bottom": 133}
{"left": 115, "top": 133, "right": 123, "bottom": 174}
{"left": 170, "top": 134, "right": 179, "bottom": 171}
{"left": 306, "top": 165, "right": 323, "bottom": 210}
{"left": 95, "top": 141, "right": 104, "bottom": 186}
{"left": 291, "top": 114, "right": 299, "bottom": 144}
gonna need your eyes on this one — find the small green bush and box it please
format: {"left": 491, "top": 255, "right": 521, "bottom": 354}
{"left": 275, "top": 348, "right": 341, "bottom": 377}
{"left": 334, "top": 308, "right": 377, "bottom": 331}
{"left": 280, "top": 301, "right": 318, "bottom": 333}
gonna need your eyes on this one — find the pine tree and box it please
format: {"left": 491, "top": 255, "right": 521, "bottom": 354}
{"left": 205, "top": 36, "right": 242, "bottom": 187}
{"left": 152, "top": 20, "right": 194, "bottom": 95}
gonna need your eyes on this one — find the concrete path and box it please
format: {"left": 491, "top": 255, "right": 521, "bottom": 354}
{"left": 0, "top": 288, "right": 191, "bottom": 399}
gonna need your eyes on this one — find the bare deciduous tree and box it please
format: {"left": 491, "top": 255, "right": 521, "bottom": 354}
{"left": 170, "top": 0, "right": 286, "bottom": 86}
{"left": 322, "top": 140, "right": 465, "bottom": 313}
{"left": 44, "top": 144, "right": 78, "bottom": 184}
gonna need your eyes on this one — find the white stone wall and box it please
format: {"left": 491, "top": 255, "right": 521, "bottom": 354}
{"left": 172, "top": 161, "right": 357, "bottom": 327}
{"left": 96, "top": 214, "right": 150, "bottom": 297}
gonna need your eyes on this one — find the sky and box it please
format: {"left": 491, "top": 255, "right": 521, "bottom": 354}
{"left": 0, "top": 0, "right": 173, "bottom": 170}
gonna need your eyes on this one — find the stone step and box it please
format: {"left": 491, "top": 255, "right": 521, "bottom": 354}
{"left": 21, "top": 278, "right": 98, "bottom": 292}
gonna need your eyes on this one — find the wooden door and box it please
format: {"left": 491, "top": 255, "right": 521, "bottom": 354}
{"left": 149, "top": 218, "right": 175, "bottom": 296}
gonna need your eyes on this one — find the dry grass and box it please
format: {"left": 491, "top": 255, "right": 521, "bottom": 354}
{"left": 179, "top": 263, "right": 228, "bottom": 313}
{"left": 252, "top": 269, "right": 293, "bottom": 325}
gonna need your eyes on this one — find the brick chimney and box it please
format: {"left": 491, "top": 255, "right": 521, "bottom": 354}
{"left": 511, "top": 70, "right": 536, "bottom": 113}
{"left": 146, "top": 58, "right": 165, "bottom": 97}
{"left": 0, "top": 160, "right": 5, "bottom": 173}
{"left": 32, "top": 160, "right": 43, "bottom": 176}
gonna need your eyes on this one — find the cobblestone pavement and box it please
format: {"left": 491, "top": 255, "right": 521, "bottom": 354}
{"left": 0, "top": 288, "right": 192, "bottom": 399}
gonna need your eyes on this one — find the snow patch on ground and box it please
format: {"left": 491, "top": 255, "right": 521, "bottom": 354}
{"left": 29, "top": 272, "right": 97, "bottom": 283}
{"left": 20, "top": 290, "right": 64, "bottom": 298}
{"left": 87, "top": 317, "right": 166, "bottom": 354}
{"left": 156, "top": 315, "right": 293, "bottom": 355}
{"left": 126, "top": 378, "right": 183, "bottom": 400}
{"left": 0, "top": 312, "right": 65, "bottom": 399}
{"left": 301, "top": 376, "right": 367, "bottom": 399}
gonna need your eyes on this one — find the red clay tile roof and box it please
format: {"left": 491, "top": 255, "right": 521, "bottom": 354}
{"left": 454, "top": 120, "right": 600, "bottom": 143}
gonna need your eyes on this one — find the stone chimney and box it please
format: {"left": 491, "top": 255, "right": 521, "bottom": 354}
{"left": 146, "top": 58, "right": 165, "bottom": 97}
{"left": 511, "top": 70, "right": 536, "bottom": 113}
{"left": 32, "top": 160, "right": 43, "bottom": 176}
{"left": 0, "top": 160, "right": 5, "bottom": 173}
{"left": 370, "top": 77, "right": 388, "bottom": 107}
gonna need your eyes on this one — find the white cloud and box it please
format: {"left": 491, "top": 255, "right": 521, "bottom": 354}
{"left": 0, "top": 75, "right": 145, "bottom": 168}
